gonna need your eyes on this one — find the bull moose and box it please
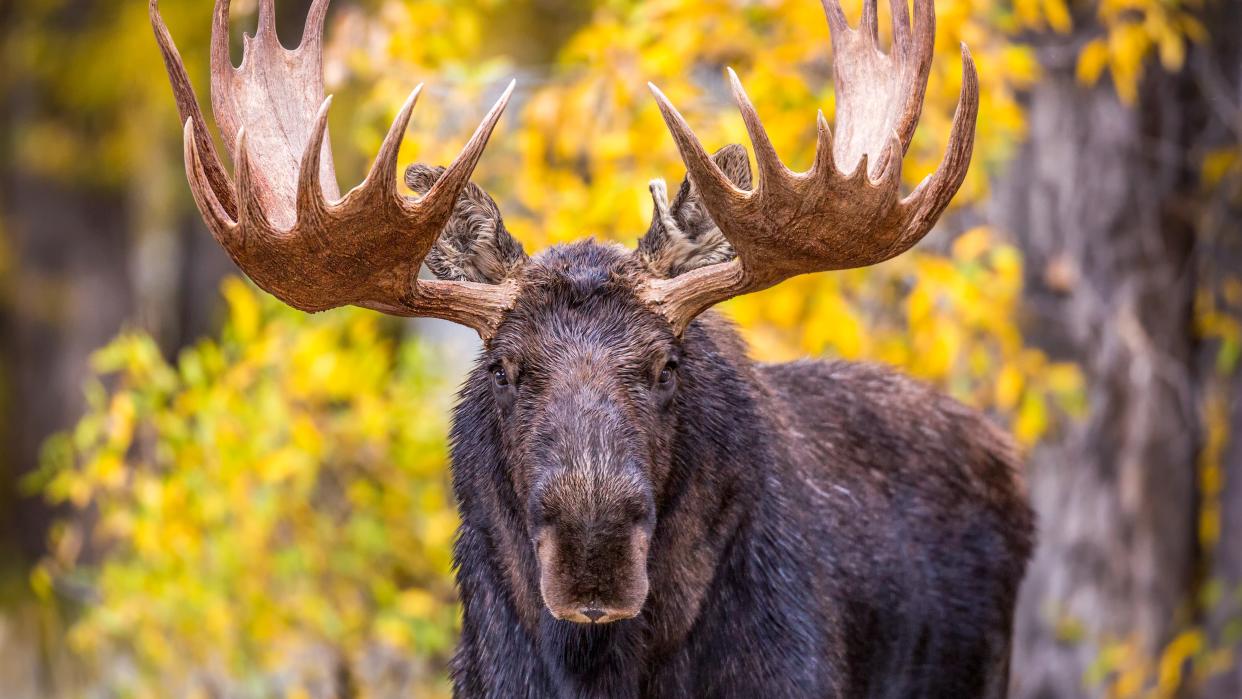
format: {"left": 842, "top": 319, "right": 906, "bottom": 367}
{"left": 150, "top": 0, "right": 1034, "bottom": 696}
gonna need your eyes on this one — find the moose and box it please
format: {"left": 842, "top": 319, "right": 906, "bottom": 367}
{"left": 151, "top": 0, "right": 1034, "bottom": 696}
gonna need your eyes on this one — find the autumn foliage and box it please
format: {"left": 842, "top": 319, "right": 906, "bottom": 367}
{"left": 20, "top": 0, "right": 1222, "bottom": 696}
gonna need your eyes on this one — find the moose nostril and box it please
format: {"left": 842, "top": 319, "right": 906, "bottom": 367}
{"left": 582, "top": 608, "right": 606, "bottom": 622}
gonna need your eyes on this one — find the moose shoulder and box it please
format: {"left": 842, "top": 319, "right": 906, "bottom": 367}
{"left": 150, "top": 0, "right": 1035, "bottom": 696}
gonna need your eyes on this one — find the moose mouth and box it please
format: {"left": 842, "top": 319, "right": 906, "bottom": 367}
{"left": 548, "top": 606, "right": 641, "bottom": 625}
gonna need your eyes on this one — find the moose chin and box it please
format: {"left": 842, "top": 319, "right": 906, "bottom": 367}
{"left": 151, "top": 0, "right": 1035, "bottom": 695}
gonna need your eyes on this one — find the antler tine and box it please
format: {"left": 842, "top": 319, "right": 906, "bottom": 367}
{"left": 648, "top": 83, "right": 746, "bottom": 211}
{"left": 645, "top": 0, "right": 976, "bottom": 335}
{"left": 820, "top": 0, "right": 850, "bottom": 41}
{"left": 209, "top": 0, "right": 241, "bottom": 160}
{"left": 726, "top": 68, "right": 793, "bottom": 190}
{"left": 361, "top": 86, "right": 423, "bottom": 204}
{"left": 150, "top": 0, "right": 237, "bottom": 219}
{"left": 210, "top": 0, "right": 232, "bottom": 77}
{"left": 296, "top": 96, "right": 334, "bottom": 223}
{"left": 417, "top": 80, "right": 517, "bottom": 225}
{"left": 234, "top": 128, "right": 272, "bottom": 231}
{"left": 895, "top": 0, "right": 937, "bottom": 149}
{"left": 182, "top": 118, "right": 240, "bottom": 248}
{"left": 889, "top": 0, "right": 912, "bottom": 51}
{"left": 812, "top": 110, "right": 837, "bottom": 178}
{"left": 303, "top": 0, "right": 331, "bottom": 51}
{"left": 911, "top": 0, "right": 936, "bottom": 49}
{"left": 828, "top": 0, "right": 934, "bottom": 176}
{"left": 860, "top": 0, "right": 879, "bottom": 43}
{"left": 256, "top": 0, "right": 277, "bottom": 39}
{"left": 153, "top": 1, "right": 521, "bottom": 338}
{"left": 899, "top": 45, "right": 979, "bottom": 236}
{"left": 878, "top": 130, "right": 905, "bottom": 185}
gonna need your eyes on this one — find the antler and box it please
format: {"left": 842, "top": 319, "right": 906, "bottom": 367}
{"left": 150, "top": 0, "right": 518, "bottom": 338}
{"left": 644, "top": 0, "right": 978, "bottom": 333}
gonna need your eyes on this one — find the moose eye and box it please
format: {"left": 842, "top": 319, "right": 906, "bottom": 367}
{"left": 490, "top": 362, "right": 518, "bottom": 413}
{"left": 657, "top": 361, "right": 678, "bottom": 386}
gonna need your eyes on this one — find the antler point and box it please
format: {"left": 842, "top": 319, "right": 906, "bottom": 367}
{"left": 401, "top": 86, "right": 420, "bottom": 111}
{"left": 648, "top": 83, "right": 680, "bottom": 120}
{"left": 496, "top": 79, "right": 518, "bottom": 107}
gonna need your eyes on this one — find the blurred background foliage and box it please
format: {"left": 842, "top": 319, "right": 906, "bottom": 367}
{"left": 32, "top": 281, "right": 461, "bottom": 696}
{"left": 1, "top": 0, "right": 1240, "bottom": 697}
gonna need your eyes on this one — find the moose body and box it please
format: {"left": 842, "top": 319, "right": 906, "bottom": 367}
{"left": 448, "top": 243, "right": 1032, "bottom": 699}
{"left": 151, "top": 0, "right": 1035, "bottom": 695}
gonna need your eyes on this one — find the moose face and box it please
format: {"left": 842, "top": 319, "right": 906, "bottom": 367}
{"left": 406, "top": 152, "right": 751, "bottom": 625}
{"left": 486, "top": 244, "right": 681, "bottom": 624}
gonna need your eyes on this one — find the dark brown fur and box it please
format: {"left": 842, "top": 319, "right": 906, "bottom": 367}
{"left": 406, "top": 165, "right": 529, "bottom": 284}
{"left": 411, "top": 163, "right": 1035, "bottom": 698}
{"left": 636, "top": 146, "right": 749, "bottom": 277}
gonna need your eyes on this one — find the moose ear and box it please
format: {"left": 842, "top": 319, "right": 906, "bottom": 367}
{"left": 636, "top": 144, "right": 752, "bottom": 278}
{"left": 405, "top": 165, "right": 529, "bottom": 284}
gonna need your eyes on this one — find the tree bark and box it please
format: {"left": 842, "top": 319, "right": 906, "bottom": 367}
{"left": 0, "top": 175, "right": 134, "bottom": 558}
{"left": 994, "top": 37, "right": 1202, "bottom": 699}
{"left": 1198, "top": 3, "right": 1242, "bottom": 697}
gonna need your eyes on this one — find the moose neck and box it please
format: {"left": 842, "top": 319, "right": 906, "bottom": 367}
{"left": 448, "top": 313, "right": 773, "bottom": 685}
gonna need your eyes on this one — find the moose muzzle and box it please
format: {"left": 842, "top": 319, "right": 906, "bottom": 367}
{"left": 530, "top": 443, "right": 655, "bottom": 624}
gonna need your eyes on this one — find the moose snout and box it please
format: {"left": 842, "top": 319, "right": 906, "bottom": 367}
{"left": 531, "top": 479, "right": 654, "bottom": 625}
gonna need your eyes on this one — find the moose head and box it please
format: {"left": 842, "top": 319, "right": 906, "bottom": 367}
{"left": 150, "top": 0, "right": 977, "bottom": 627}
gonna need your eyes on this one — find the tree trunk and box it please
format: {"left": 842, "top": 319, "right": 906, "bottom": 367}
{"left": 993, "top": 37, "right": 1202, "bottom": 699}
{"left": 1198, "top": 3, "right": 1242, "bottom": 697}
{"left": 0, "top": 175, "right": 134, "bottom": 558}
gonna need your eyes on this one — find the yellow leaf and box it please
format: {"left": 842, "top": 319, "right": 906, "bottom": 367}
{"left": 222, "top": 277, "right": 261, "bottom": 343}
{"left": 1014, "top": 0, "right": 1043, "bottom": 28}
{"left": 398, "top": 589, "right": 438, "bottom": 619}
{"left": 1109, "top": 23, "right": 1151, "bottom": 105}
{"left": 952, "top": 226, "right": 993, "bottom": 261}
{"left": 1158, "top": 31, "right": 1185, "bottom": 72}
{"left": 1157, "top": 630, "right": 1204, "bottom": 693}
{"left": 1201, "top": 504, "right": 1221, "bottom": 549}
{"left": 994, "top": 364, "right": 1024, "bottom": 411}
{"left": 906, "top": 285, "right": 935, "bottom": 323}
{"left": 1001, "top": 46, "right": 1041, "bottom": 86}
{"left": 30, "top": 564, "right": 54, "bottom": 600}
{"left": 1179, "top": 15, "right": 1208, "bottom": 44}
{"left": 1041, "top": 0, "right": 1072, "bottom": 34}
{"left": 1045, "top": 363, "right": 1084, "bottom": 395}
{"left": 1202, "top": 147, "right": 1239, "bottom": 187}
{"left": 1014, "top": 393, "right": 1048, "bottom": 444}
{"left": 1076, "top": 39, "right": 1109, "bottom": 86}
